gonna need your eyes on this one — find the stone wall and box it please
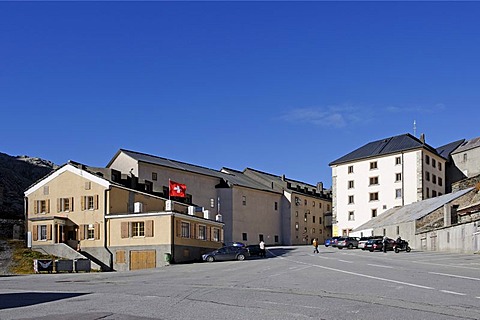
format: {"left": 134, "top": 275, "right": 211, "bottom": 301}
{"left": 452, "top": 175, "right": 480, "bottom": 192}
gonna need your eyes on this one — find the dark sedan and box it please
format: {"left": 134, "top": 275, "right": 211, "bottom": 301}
{"left": 363, "top": 238, "right": 396, "bottom": 252}
{"left": 202, "top": 246, "right": 249, "bottom": 262}
{"left": 245, "top": 244, "right": 262, "bottom": 256}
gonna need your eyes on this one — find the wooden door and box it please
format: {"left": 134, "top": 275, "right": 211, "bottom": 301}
{"left": 129, "top": 250, "right": 156, "bottom": 270}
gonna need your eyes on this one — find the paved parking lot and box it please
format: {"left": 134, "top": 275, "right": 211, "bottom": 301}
{"left": 1, "top": 246, "right": 479, "bottom": 320}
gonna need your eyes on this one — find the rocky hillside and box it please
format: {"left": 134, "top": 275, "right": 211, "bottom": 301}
{"left": 0, "top": 152, "right": 57, "bottom": 219}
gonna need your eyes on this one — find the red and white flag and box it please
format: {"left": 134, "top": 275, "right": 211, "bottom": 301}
{"left": 169, "top": 180, "right": 186, "bottom": 198}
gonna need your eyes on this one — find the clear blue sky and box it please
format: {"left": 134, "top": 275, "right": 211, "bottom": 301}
{"left": 1, "top": 1, "right": 480, "bottom": 188}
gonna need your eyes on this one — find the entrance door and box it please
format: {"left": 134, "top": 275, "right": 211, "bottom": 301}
{"left": 130, "top": 250, "right": 156, "bottom": 270}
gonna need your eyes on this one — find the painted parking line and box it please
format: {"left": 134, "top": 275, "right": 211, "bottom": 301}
{"left": 440, "top": 290, "right": 467, "bottom": 296}
{"left": 338, "top": 260, "right": 353, "bottom": 264}
{"left": 368, "top": 264, "right": 394, "bottom": 269}
{"left": 429, "top": 272, "right": 480, "bottom": 281}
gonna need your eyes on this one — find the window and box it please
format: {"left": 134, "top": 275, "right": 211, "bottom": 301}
{"left": 313, "top": 216, "right": 316, "bottom": 223}
{"left": 181, "top": 222, "right": 190, "bottom": 238}
{"left": 348, "top": 211, "right": 355, "bottom": 221}
{"left": 369, "top": 192, "right": 379, "bottom": 201}
{"left": 312, "top": 228, "right": 316, "bottom": 234}
{"left": 39, "top": 225, "right": 47, "bottom": 240}
{"left": 395, "top": 189, "right": 402, "bottom": 199}
{"left": 58, "top": 198, "right": 73, "bottom": 212}
{"left": 274, "top": 235, "right": 279, "bottom": 243}
{"left": 295, "top": 223, "right": 299, "bottom": 231}
{"left": 35, "top": 200, "right": 49, "bottom": 214}
{"left": 463, "top": 153, "right": 468, "bottom": 162}
{"left": 85, "top": 182, "right": 91, "bottom": 190}
{"left": 395, "top": 173, "right": 402, "bottom": 182}
{"left": 348, "top": 180, "right": 354, "bottom": 189}
{"left": 425, "top": 155, "right": 430, "bottom": 165}
{"left": 304, "top": 199, "right": 307, "bottom": 206}
{"left": 396, "top": 226, "right": 400, "bottom": 235}
{"left": 198, "top": 225, "right": 206, "bottom": 240}
{"left": 432, "top": 159, "right": 436, "bottom": 168}
{"left": 304, "top": 213, "right": 307, "bottom": 222}
{"left": 210, "top": 198, "right": 215, "bottom": 208}
{"left": 295, "top": 197, "right": 300, "bottom": 206}
{"left": 81, "top": 195, "right": 98, "bottom": 210}
{"left": 87, "top": 224, "right": 95, "bottom": 239}
{"left": 370, "top": 161, "right": 378, "bottom": 170}
{"left": 132, "top": 222, "right": 145, "bottom": 237}
{"left": 274, "top": 202, "right": 278, "bottom": 211}
{"left": 295, "top": 211, "right": 298, "bottom": 217}
{"left": 348, "top": 165, "right": 354, "bottom": 174}
{"left": 152, "top": 172, "right": 157, "bottom": 181}
{"left": 372, "top": 209, "right": 377, "bottom": 218}
{"left": 327, "top": 204, "right": 330, "bottom": 211}
{"left": 242, "top": 196, "right": 246, "bottom": 206}
{"left": 348, "top": 195, "right": 354, "bottom": 204}
{"left": 432, "top": 174, "right": 437, "bottom": 184}
{"left": 369, "top": 176, "right": 379, "bottom": 185}
{"left": 259, "top": 234, "right": 264, "bottom": 242}
{"left": 242, "top": 233, "right": 248, "bottom": 241}
{"left": 438, "top": 177, "right": 443, "bottom": 186}
{"left": 439, "top": 163, "right": 442, "bottom": 171}
{"left": 213, "top": 228, "right": 220, "bottom": 242}
{"left": 43, "top": 186, "right": 49, "bottom": 195}
{"left": 319, "top": 217, "right": 322, "bottom": 224}
{"left": 426, "top": 171, "right": 430, "bottom": 181}
{"left": 395, "top": 157, "right": 401, "bottom": 165}
{"left": 426, "top": 188, "right": 430, "bottom": 198}
{"left": 432, "top": 190, "right": 437, "bottom": 197}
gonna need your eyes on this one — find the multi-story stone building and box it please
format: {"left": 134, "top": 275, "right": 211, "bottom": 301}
{"left": 329, "top": 133, "right": 447, "bottom": 237}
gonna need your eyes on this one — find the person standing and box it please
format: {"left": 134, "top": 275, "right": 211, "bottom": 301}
{"left": 382, "top": 236, "right": 388, "bottom": 253}
{"left": 259, "top": 240, "right": 266, "bottom": 257}
{"left": 313, "top": 238, "right": 319, "bottom": 253}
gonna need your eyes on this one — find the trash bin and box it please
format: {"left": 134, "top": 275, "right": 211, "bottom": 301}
{"left": 55, "top": 259, "right": 74, "bottom": 273}
{"left": 164, "top": 253, "right": 172, "bottom": 263}
{"left": 74, "top": 259, "right": 91, "bottom": 273}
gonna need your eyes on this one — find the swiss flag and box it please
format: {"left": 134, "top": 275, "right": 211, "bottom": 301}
{"left": 169, "top": 180, "right": 187, "bottom": 198}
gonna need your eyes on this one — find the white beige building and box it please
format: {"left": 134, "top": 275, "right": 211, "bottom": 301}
{"left": 329, "top": 134, "right": 447, "bottom": 237}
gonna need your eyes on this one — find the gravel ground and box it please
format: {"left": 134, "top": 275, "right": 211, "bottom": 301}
{"left": 0, "top": 239, "right": 13, "bottom": 275}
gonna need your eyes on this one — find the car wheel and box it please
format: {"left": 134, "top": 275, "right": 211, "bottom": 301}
{"left": 237, "top": 254, "right": 245, "bottom": 261}
{"left": 338, "top": 247, "right": 343, "bottom": 249}
{"left": 369, "top": 249, "right": 374, "bottom": 252}
{"left": 207, "top": 256, "right": 214, "bottom": 262}
{"left": 406, "top": 247, "right": 411, "bottom": 253}
{"left": 347, "top": 244, "right": 353, "bottom": 249}
{"left": 394, "top": 247, "right": 399, "bottom": 253}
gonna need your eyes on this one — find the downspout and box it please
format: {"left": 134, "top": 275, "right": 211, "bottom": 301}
{"left": 104, "top": 188, "right": 113, "bottom": 271}
{"left": 24, "top": 196, "right": 28, "bottom": 248}
{"left": 171, "top": 212, "right": 175, "bottom": 264}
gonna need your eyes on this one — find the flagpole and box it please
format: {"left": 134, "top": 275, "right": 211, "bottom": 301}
{"left": 168, "top": 179, "right": 171, "bottom": 200}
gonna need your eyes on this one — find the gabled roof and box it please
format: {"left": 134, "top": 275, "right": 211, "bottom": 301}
{"left": 452, "top": 136, "right": 480, "bottom": 154}
{"left": 329, "top": 133, "right": 440, "bottom": 166}
{"left": 24, "top": 163, "right": 111, "bottom": 196}
{"left": 436, "top": 139, "right": 465, "bottom": 159}
{"left": 109, "top": 149, "right": 278, "bottom": 194}
{"left": 353, "top": 188, "right": 474, "bottom": 231}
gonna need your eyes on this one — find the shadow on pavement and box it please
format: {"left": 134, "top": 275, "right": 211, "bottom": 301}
{"left": 0, "top": 292, "right": 89, "bottom": 310}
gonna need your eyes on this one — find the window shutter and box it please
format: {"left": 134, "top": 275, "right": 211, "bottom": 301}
{"left": 33, "top": 225, "right": 38, "bottom": 240}
{"left": 46, "top": 199, "right": 50, "bottom": 213}
{"left": 79, "top": 225, "right": 85, "bottom": 240}
{"left": 81, "top": 196, "right": 85, "bottom": 211}
{"left": 57, "top": 198, "right": 61, "bottom": 213}
{"left": 94, "top": 223, "right": 100, "bottom": 240}
{"left": 34, "top": 201, "right": 38, "bottom": 215}
{"left": 47, "top": 224, "right": 52, "bottom": 240}
{"left": 145, "top": 220, "right": 154, "bottom": 237}
{"left": 94, "top": 195, "right": 99, "bottom": 210}
{"left": 116, "top": 250, "right": 126, "bottom": 264}
{"left": 121, "top": 222, "right": 129, "bottom": 238}
{"left": 176, "top": 220, "right": 180, "bottom": 237}
{"left": 71, "top": 197, "right": 74, "bottom": 211}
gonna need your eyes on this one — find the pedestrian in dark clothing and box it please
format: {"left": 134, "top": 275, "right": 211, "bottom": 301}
{"left": 382, "top": 236, "right": 388, "bottom": 253}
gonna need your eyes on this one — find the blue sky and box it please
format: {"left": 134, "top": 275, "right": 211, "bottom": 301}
{"left": 1, "top": 1, "right": 480, "bottom": 188}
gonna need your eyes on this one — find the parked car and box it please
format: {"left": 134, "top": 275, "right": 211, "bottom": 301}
{"left": 325, "top": 236, "right": 341, "bottom": 247}
{"left": 245, "top": 244, "right": 262, "bottom": 256}
{"left": 363, "top": 238, "right": 396, "bottom": 252}
{"left": 202, "top": 246, "right": 249, "bottom": 262}
{"left": 358, "top": 236, "right": 383, "bottom": 249}
{"left": 336, "top": 237, "right": 360, "bottom": 249}
{"left": 223, "top": 241, "right": 246, "bottom": 247}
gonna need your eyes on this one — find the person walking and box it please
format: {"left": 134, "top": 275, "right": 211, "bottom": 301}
{"left": 259, "top": 240, "right": 266, "bottom": 257}
{"left": 313, "top": 238, "right": 319, "bottom": 253}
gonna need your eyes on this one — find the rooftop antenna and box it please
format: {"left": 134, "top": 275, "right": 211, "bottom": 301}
{"left": 413, "top": 120, "right": 417, "bottom": 137}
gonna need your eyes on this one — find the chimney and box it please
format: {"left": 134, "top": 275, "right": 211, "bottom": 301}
{"left": 282, "top": 174, "right": 286, "bottom": 181}
{"left": 420, "top": 133, "right": 425, "bottom": 144}
{"left": 317, "top": 182, "right": 324, "bottom": 192}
